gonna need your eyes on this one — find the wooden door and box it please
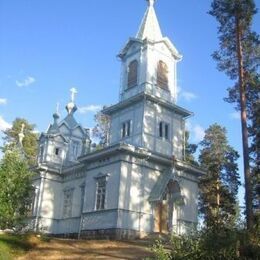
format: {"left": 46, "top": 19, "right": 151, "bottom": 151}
{"left": 154, "top": 201, "right": 168, "bottom": 233}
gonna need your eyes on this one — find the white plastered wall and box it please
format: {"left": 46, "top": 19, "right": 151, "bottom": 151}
{"left": 118, "top": 157, "right": 162, "bottom": 233}
{"left": 109, "top": 102, "right": 144, "bottom": 147}
{"left": 81, "top": 160, "right": 121, "bottom": 230}
{"left": 143, "top": 100, "right": 184, "bottom": 159}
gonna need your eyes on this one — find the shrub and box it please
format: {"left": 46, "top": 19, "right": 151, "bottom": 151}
{"left": 149, "top": 227, "right": 260, "bottom": 260}
{"left": 150, "top": 240, "right": 171, "bottom": 260}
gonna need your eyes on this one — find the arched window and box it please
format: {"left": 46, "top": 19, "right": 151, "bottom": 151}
{"left": 157, "top": 60, "right": 168, "bottom": 90}
{"left": 127, "top": 60, "right": 138, "bottom": 88}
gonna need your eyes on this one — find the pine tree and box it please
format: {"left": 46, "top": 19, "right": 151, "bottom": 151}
{"left": 250, "top": 94, "right": 260, "bottom": 218}
{"left": 184, "top": 130, "right": 199, "bottom": 166}
{"left": 199, "top": 124, "right": 240, "bottom": 229}
{"left": 2, "top": 118, "right": 38, "bottom": 165}
{"left": 209, "top": 0, "right": 260, "bottom": 229}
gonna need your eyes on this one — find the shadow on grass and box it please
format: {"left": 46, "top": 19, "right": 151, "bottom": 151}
{"left": 0, "top": 234, "right": 34, "bottom": 252}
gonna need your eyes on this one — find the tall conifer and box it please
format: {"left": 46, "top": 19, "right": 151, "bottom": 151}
{"left": 199, "top": 124, "right": 240, "bottom": 229}
{"left": 209, "top": 0, "right": 260, "bottom": 229}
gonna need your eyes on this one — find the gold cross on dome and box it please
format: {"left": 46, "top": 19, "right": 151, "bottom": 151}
{"left": 70, "top": 87, "right": 77, "bottom": 103}
{"left": 56, "top": 102, "right": 60, "bottom": 115}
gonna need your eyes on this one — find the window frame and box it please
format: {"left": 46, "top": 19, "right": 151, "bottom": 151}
{"left": 63, "top": 188, "right": 74, "bottom": 218}
{"left": 121, "top": 120, "right": 131, "bottom": 139}
{"left": 94, "top": 174, "right": 109, "bottom": 211}
{"left": 157, "top": 60, "right": 169, "bottom": 90}
{"left": 54, "top": 147, "right": 60, "bottom": 156}
{"left": 70, "top": 140, "right": 80, "bottom": 160}
{"left": 79, "top": 183, "right": 85, "bottom": 213}
{"left": 158, "top": 121, "right": 170, "bottom": 140}
{"left": 127, "top": 60, "right": 138, "bottom": 89}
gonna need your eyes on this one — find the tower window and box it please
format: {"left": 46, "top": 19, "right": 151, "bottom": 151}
{"left": 157, "top": 60, "right": 169, "bottom": 90}
{"left": 159, "top": 121, "right": 170, "bottom": 140}
{"left": 165, "top": 124, "right": 169, "bottom": 140}
{"left": 54, "top": 147, "right": 60, "bottom": 156}
{"left": 69, "top": 141, "right": 79, "bottom": 160}
{"left": 122, "top": 120, "right": 131, "bottom": 138}
{"left": 159, "top": 122, "right": 163, "bottom": 138}
{"left": 127, "top": 60, "right": 138, "bottom": 88}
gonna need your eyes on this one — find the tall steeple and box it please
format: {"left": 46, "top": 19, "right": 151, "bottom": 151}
{"left": 136, "top": 0, "right": 162, "bottom": 41}
{"left": 118, "top": 0, "right": 181, "bottom": 104}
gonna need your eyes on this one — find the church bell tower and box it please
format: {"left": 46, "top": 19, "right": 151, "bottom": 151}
{"left": 104, "top": 0, "right": 191, "bottom": 160}
{"left": 118, "top": 0, "right": 182, "bottom": 104}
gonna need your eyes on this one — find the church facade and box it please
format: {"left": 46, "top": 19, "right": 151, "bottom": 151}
{"left": 29, "top": 0, "right": 204, "bottom": 239}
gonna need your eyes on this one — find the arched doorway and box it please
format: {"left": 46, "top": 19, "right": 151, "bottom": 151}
{"left": 154, "top": 180, "right": 181, "bottom": 233}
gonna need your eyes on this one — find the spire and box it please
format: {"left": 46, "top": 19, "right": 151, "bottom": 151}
{"left": 18, "top": 123, "right": 25, "bottom": 145}
{"left": 66, "top": 88, "right": 78, "bottom": 115}
{"left": 136, "top": 0, "right": 162, "bottom": 41}
{"left": 147, "top": 0, "right": 155, "bottom": 7}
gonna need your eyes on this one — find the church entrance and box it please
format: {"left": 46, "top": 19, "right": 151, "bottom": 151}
{"left": 153, "top": 180, "right": 181, "bottom": 234}
{"left": 154, "top": 200, "right": 168, "bottom": 233}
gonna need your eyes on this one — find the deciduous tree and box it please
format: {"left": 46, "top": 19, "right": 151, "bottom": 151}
{"left": 2, "top": 118, "right": 38, "bottom": 165}
{"left": 0, "top": 148, "right": 34, "bottom": 229}
{"left": 92, "top": 108, "right": 110, "bottom": 147}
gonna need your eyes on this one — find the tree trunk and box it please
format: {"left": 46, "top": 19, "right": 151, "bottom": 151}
{"left": 216, "top": 181, "right": 220, "bottom": 227}
{"left": 235, "top": 15, "right": 254, "bottom": 230}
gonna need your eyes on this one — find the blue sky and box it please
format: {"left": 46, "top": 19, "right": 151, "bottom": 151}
{"left": 0, "top": 0, "right": 259, "bottom": 205}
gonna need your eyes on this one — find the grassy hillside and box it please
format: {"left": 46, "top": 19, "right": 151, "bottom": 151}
{"left": 0, "top": 233, "right": 153, "bottom": 260}
{"left": 0, "top": 233, "right": 35, "bottom": 259}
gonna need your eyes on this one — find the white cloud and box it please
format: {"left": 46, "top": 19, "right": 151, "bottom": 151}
{"left": 185, "top": 121, "right": 205, "bottom": 143}
{"left": 178, "top": 87, "right": 197, "bottom": 102}
{"left": 176, "top": 85, "right": 181, "bottom": 96}
{"left": 185, "top": 119, "right": 192, "bottom": 131}
{"left": 0, "top": 98, "right": 7, "bottom": 105}
{"left": 78, "top": 105, "right": 102, "bottom": 114}
{"left": 230, "top": 111, "right": 240, "bottom": 120}
{"left": 0, "top": 116, "right": 11, "bottom": 131}
{"left": 16, "top": 76, "right": 36, "bottom": 87}
{"left": 193, "top": 124, "right": 205, "bottom": 142}
{"left": 33, "top": 129, "right": 40, "bottom": 134}
{"left": 180, "top": 90, "right": 197, "bottom": 101}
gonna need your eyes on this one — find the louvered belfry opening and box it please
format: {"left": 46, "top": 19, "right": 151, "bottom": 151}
{"left": 157, "top": 60, "right": 169, "bottom": 90}
{"left": 127, "top": 60, "right": 138, "bottom": 88}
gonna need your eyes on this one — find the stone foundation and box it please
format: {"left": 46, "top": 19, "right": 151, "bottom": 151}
{"left": 50, "top": 233, "right": 79, "bottom": 239}
{"left": 80, "top": 228, "right": 140, "bottom": 240}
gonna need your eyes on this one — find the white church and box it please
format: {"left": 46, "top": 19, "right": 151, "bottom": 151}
{"left": 29, "top": 0, "right": 204, "bottom": 239}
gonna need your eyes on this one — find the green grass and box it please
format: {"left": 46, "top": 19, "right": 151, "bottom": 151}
{"left": 0, "top": 233, "right": 33, "bottom": 260}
